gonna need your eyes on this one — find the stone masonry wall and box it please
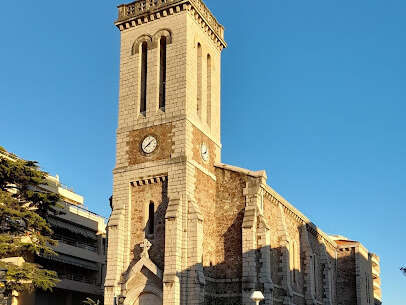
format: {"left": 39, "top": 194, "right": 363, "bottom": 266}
{"left": 131, "top": 178, "right": 169, "bottom": 270}
{"left": 213, "top": 167, "right": 246, "bottom": 279}
{"left": 337, "top": 248, "right": 357, "bottom": 305}
{"left": 185, "top": 12, "right": 222, "bottom": 148}
{"left": 192, "top": 127, "right": 217, "bottom": 175}
{"left": 114, "top": 11, "right": 189, "bottom": 171}
{"left": 127, "top": 124, "right": 174, "bottom": 166}
{"left": 194, "top": 169, "right": 216, "bottom": 274}
{"left": 199, "top": 167, "right": 247, "bottom": 304}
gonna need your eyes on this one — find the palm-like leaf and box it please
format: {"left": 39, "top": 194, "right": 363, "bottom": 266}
{"left": 83, "top": 297, "right": 100, "bottom": 305}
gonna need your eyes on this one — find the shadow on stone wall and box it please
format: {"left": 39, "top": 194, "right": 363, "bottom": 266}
{"left": 123, "top": 210, "right": 380, "bottom": 305}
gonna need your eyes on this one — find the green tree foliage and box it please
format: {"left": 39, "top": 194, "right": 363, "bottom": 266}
{"left": 0, "top": 151, "right": 60, "bottom": 294}
{"left": 83, "top": 297, "right": 100, "bottom": 305}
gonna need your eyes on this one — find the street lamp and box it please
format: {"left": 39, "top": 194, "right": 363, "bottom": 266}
{"left": 250, "top": 290, "right": 264, "bottom": 305}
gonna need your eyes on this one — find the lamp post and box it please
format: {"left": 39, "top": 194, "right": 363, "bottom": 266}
{"left": 250, "top": 290, "right": 264, "bottom": 305}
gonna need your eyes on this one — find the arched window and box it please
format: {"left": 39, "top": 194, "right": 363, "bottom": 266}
{"left": 147, "top": 202, "right": 154, "bottom": 235}
{"left": 206, "top": 54, "right": 211, "bottom": 127}
{"left": 159, "top": 36, "right": 167, "bottom": 110}
{"left": 140, "top": 42, "right": 148, "bottom": 114}
{"left": 197, "top": 43, "right": 202, "bottom": 118}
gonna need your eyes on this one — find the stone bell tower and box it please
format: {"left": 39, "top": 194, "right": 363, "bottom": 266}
{"left": 105, "top": 0, "right": 226, "bottom": 304}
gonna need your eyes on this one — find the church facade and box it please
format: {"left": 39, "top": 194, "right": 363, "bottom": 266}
{"left": 104, "top": 1, "right": 382, "bottom": 305}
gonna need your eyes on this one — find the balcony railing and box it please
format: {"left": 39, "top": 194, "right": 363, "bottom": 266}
{"left": 59, "top": 201, "right": 107, "bottom": 222}
{"left": 53, "top": 233, "right": 97, "bottom": 253}
{"left": 58, "top": 273, "right": 97, "bottom": 285}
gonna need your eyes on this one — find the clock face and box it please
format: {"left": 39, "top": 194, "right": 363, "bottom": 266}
{"left": 141, "top": 136, "right": 158, "bottom": 154}
{"left": 201, "top": 143, "right": 209, "bottom": 162}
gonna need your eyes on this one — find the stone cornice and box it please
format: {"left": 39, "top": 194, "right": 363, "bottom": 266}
{"left": 214, "top": 163, "right": 267, "bottom": 179}
{"left": 115, "top": 0, "right": 227, "bottom": 50}
{"left": 262, "top": 184, "right": 337, "bottom": 250}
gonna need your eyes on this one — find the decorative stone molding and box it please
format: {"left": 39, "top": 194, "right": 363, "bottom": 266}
{"left": 115, "top": 0, "right": 227, "bottom": 50}
{"left": 131, "top": 34, "right": 153, "bottom": 55}
{"left": 131, "top": 175, "right": 168, "bottom": 186}
{"left": 216, "top": 162, "right": 267, "bottom": 179}
{"left": 124, "top": 254, "right": 163, "bottom": 287}
{"left": 131, "top": 30, "right": 173, "bottom": 55}
{"left": 123, "top": 283, "right": 163, "bottom": 305}
{"left": 262, "top": 184, "right": 336, "bottom": 250}
{"left": 140, "top": 239, "right": 152, "bottom": 258}
{"left": 152, "top": 29, "right": 173, "bottom": 47}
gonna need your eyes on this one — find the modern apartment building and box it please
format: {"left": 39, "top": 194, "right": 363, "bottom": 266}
{"left": 0, "top": 149, "right": 107, "bottom": 305}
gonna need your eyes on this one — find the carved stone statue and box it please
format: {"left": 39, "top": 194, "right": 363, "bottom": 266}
{"left": 140, "top": 239, "right": 152, "bottom": 259}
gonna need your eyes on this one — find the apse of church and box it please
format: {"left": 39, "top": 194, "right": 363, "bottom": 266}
{"left": 105, "top": 1, "right": 381, "bottom": 305}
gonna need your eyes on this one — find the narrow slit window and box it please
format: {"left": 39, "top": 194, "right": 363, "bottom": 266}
{"left": 148, "top": 202, "right": 154, "bottom": 235}
{"left": 206, "top": 54, "right": 211, "bottom": 127}
{"left": 159, "top": 37, "right": 167, "bottom": 110}
{"left": 197, "top": 43, "right": 202, "bottom": 118}
{"left": 140, "top": 42, "right": 148, "bottom": 114}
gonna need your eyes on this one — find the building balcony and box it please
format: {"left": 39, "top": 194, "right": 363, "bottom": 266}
{"left": 54, "top": 233, "right": 98, "bottom": 253}
{"left": 372, "top": 267, "right": 380, "bottom": 279}
{"left": 53, "top": 241, "right": 105, "bottom": 264}
{"left": 371, "top": 254, "right": 380, "bottom": 266}
{"left": 56, "top": 278, "right": 103, "bottom": 296}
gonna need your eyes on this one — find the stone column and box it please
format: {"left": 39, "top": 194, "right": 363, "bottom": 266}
{"left": 242, "top": 204, "right": 257, "bottom": 305}
{"left": 187, "top": 199, "right": 205, "bottom": 305}
{"left": 300, "top": 225, "right": 317, "bottom": 305}
{"left": 276, "top": 204, "right": 293, "bottom": 305}
{"left": 105, "top": 170, "right": 130, "bottom": 305}
{"left": 320, "top": 243, "right": 333, "bottom": 305}
{"left": 257, "top": 215, "right": 273, "bottom": 305}
{"left": 242, "top": 176, "right": 264, "bottom": 305}
{"left": 105, "top": 206, "right": 126, "bottom": 305}
{"left": 163, "top": 196, "right": 183, "bottom": 305}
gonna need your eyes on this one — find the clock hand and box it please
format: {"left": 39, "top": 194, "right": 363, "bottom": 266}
{"left": 144, "top": 140, "right": 154, "bottom": 149}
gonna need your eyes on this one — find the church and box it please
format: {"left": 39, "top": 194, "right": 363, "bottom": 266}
{"left": 104, "top": 1, "right": 381, "bottom": 305}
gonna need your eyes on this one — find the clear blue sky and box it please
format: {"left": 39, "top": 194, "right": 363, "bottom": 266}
{"left": 0, "top": 0, "right": 404, "bottom": 302}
